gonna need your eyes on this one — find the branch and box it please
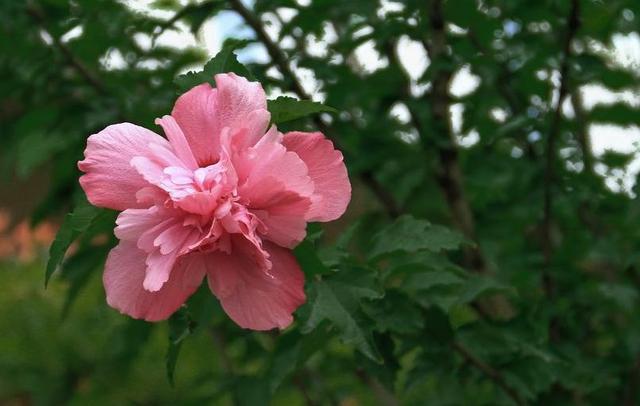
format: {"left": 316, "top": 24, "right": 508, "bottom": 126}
{"left": 542, "top": 0, "right": 580, "bottom": 294}
{"left": 227, "top": 0, "right": 401, "bottom": 218}
{"left": 423, "top": 0, "right": 487, "bottom": 273}
{"left": 383, "top": 8, "right": 514, "bottom": 319}
{"left": 228, "top": 0, "right": 308, "bottom": 98}
{"left": 453, "top": 341, "right": 526, "bottom": 406}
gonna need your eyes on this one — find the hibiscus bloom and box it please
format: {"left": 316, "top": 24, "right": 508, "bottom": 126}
{"left": 78, "top": 73, "right": 351, "bottom": 330}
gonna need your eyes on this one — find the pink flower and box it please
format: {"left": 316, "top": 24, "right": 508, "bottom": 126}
{"left": 78, "top": 73, "right": 351, "bottom": 330}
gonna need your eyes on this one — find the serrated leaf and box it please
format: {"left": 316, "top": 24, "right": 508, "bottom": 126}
{"left": 45, "top": 204, "right": 104, "bottom": 287}
{"left": 370, "top": 215, "right": 466, "bottom": 260}
{"left": 302, "top": 274, "right": 382, "bottom": 362}
{"left": 267, "top": 96, "right": 337, "bottom": 124}
{"left": 174, "top": 41, "right": 253, "bottom": 92}
{"left": 456, "top": 275, "right": 516, "bottom": 305}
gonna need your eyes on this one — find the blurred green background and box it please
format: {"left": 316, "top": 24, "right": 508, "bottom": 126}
{"left": 2, "top": 0, "right": 640, "bottom": 405}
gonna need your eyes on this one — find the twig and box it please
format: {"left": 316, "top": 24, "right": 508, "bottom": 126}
{"left": 453, "top": 341, "right": 526, "bottom": 406}
{"left": 227, "top": 0, "right": 401, "bottom": 219}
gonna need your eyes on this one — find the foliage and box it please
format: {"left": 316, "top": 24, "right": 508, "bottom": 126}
{"left": 2, "top": 0, "right": 640, "bottom": 404}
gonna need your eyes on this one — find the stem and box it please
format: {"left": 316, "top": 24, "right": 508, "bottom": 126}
{"left": 227, "top": 0, "right": 401, "bottom": 219}
{"left": 453, "top": 341, "right": 526, "bottom": 406}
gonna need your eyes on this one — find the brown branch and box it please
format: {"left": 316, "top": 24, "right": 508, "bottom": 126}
{"left": 227, "top": 0, "right": 401, "bottom": 219}
{"left": 453, "top": 341, "right": 526, "bottom": 406}
{"left": 423, "top": 0, "right": 487, "bottom": 274}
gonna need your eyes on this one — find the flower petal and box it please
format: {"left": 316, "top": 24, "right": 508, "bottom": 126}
{"left": 155, "top": 115, "right": 198, "bottom": 169}
{"left": 237, "top": 127, "right": 314, "bottom": 199}
{"left": 78, "top": 123, "right": 168, "bottom": 211}
{"left": 235, "top": 128, "right": 314, "bottom": 247}
{"left": 171, "top": 73, "right": 270, "bottom": 166}
{"left": 206, "top": 240, "right": 306, "bottom": 330}
{"left": 214, "top": 73, "right": 269, "bottom": 147}
{"left": 103, "top": 242, "right": 205, "bottom": 321}
{"left": 171, "top": 83, "right": 220, "bottom": 166}
{"left": 283, "top": 131, "right": 351, "bottom": 222}
{"left": 247, "top": 177, "right": 311, "bottom": 248}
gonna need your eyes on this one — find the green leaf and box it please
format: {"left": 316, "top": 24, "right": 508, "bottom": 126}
{"left": 402, "top": 270, "right": 465, "bottom": 292}
{"left": 456, "top": 275, "right": 516, "bottom": 305}
{"left": 45, "top": 204, "right": 105, "bottom": 287}
{"left": 423, "top": 307, "right": 454, "bottom": 344}
{"left": 265, "top": 328, "right": 329, "bottom": 393}
{"left": 174, "top": 40, "right": 253, "bottom": 92}
{"left": 60, "top": 244, "right": 109, "bottom": 318}
{"left": 302, "top": 271, "right": 382, "bottom": 362}
{"left": 362, "top": 290, "right": 424, "bottom": 334}
{"left": 598, "top": 283, "right": 638, "bottom": 311}
{"left": 601, "top": 150, "right": 634, "bottom": 169}
{"left": 589, "top": 102, "right": 640, "bottom": 127}
{"left": 104, "top": 319, "right": 155, "bottom": 370}
{"left": 294, "top": 239, "right": 332, "bottom": 276}
{"left": 166, "top": 307, "right": 197, "bottom": 386}
{"left": 267, "top": 96, "right": 337, "bottom": 124}
{"left": 369, "top": 215, "right": 466, "bottom": 260}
